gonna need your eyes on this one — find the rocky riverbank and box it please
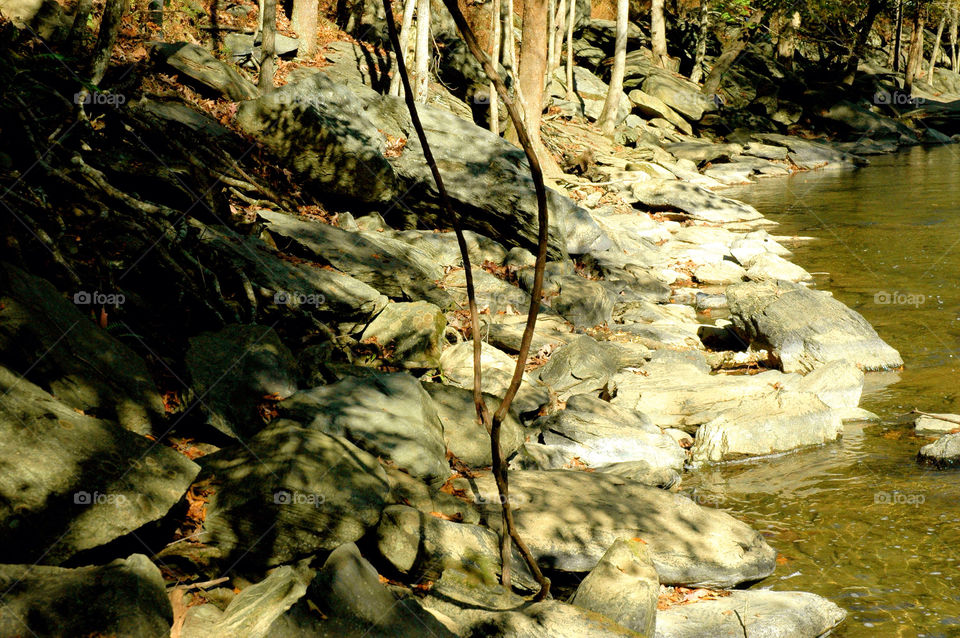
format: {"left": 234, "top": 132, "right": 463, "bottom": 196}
{"left": 0, "top": 5, "right": 949, "bottom": 636}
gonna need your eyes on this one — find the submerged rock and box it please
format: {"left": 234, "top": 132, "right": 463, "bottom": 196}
{"left": 727, "top": 280, "right": 903, "bottom": 373}
{"left": 917, "top": 432, "right": 960, "bottom": 467}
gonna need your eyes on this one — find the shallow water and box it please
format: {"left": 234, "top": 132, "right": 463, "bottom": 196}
{"left": 686, "top": 146, "right": 960, "bottom": 637}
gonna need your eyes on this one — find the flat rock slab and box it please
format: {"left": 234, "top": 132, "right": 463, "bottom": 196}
{"left": 655, "top": 590, "right": 846, "bottom": 638}
{"left": 455, "top": 470, "right": 777, "bottom": 588}
{"left": 918, "top": 432, "right": 960, "bottom": 467}
{"left": 727, "top": 280, "right": 903, "bottom": 373}
{"left": 628, "top": 179, "right": 765, "bottom": 225}
{"left": 279, "top": 373, "right": 449, "bottom": 482}
{"left": 198, "top": 421, "right": 390, "bottom": 568}
{"left": 0, "top": 261, "right": 165, "bottom": 435}
{"left": 0, "top": 555, "right": 171, "bottom": 638}
{"left": 914, "top": 413, "right": 960, "bottom": 435}
{"left": 0, "top": 366, "right": 199, "bottom": 565}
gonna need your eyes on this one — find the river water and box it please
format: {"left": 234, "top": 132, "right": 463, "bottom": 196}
{"left": 686, "top": 146, "right": 960, "bottom": 638}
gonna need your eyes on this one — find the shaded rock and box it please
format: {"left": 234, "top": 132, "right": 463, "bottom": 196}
{"left": 311, "top": 542, "right": 456, "bottom": 637}
{"left": 279, "top": 372, "right": 448, "bottom": 482}
{"left": 627, "top": 179, "right": 765, "bottom": 224}
{"left": 439, "top": 341, "right": 548, "bottom": 415}
{"left": 360, "top": 301, "right": 446, "bottom": 369}
{"left": 0, "top": 366, "right": 199, "bottom": 565}
{"left": 548, "top": 275, "right": 616, "bottom": 329}
{"left": 482, "top": 313, "right": 573, "bottom": 355}
{"left": 455, "top": 470, "right": 777, "bottom": 587}
{"left": 186, "top": 324, "right": 297, "bottom": 440}
{"left": 595, "top": 460, "right": 682, "bottom": 490}
{"left": 235, "top": 74, "right": 400, "bottom": 204}
{"left": 665, "top": 142, "right": 740, "bottom": 164}
{"left": 152, "top": 42, "right": 260, "bottom": 101}
{"left": 628, "top": 89, "right": 693, "bottom": 135}
{"left": 534, "top": 394, "right": 685, "bottom": 471}
{"left": 755, "top": 133, "right": 865, "bottom": 170}
{"left": 571, "top": 539, "right": 659, "bottom": 637}
{"left": 422, "top": 382, "right": 527, "bottom": 467}
{"left": 443, "top": 268, "right": 539, "bottom": 315}
{"left": 198, "top": 421, "right": 390, "bottom": 567}
{"left": 382, "top": 463, "right": 481, "bottom": 524}
{"left": 655, "top": 589, "right": 847, "bottom": 638}
{"left": 726, "top": 280, "right": 903, "bottom": 373}
{"left": 383, "top": 228, "right": 507, "bottom": 269}
{"left": 536, "top": 335, "right": 620, "bottom": 399}
{"left": 918, "top": 432, "right": 960, "bottom": 467}
{"left": 258, "top": 209, "right": 451, "bottom": 307}
{"left": 550, "top": 66, "right": 630, "bottom": 125}
{"left": 914, "top": 413, "right": 960, "bottom": 435}
{"left": 0, "top": 262, "right": 166, "bottom": 436}
{"left": 0, "top": 555, "right": 171, "bottom": 638}
{"left": 223, "top": 32, "right": 300, "bottom": 64}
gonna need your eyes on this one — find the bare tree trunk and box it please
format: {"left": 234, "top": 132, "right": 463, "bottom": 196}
{"left": 650, "top": 0, "right": 668, "bottom": 67}
{"left": 598, "top": 0, "right": 627, "bottom": 136}
{"left": 415, "top": 0, "right": 431, "bottom": 102}
{"left": 905, "top": 5, "right": 925, "bottom": 94}
{"left": 259, "top": 0, "right": 277, "bottom": 91}
{"left": 893, "top": 0, "right": 904, "bottom": 72}
{"left": 292, "top": 0, "right": 318, "bottom": 59}
{"left": 68, "top": 0, "right": 94, "bottom": 49}
{"left": 546, "top": 0, "right": 556, "bottom": 85}
{"left": 690, "top": 0, "right": 708, "bottom": 82}
{"left": 950, "top": 3, "right": 958, "bottom": 70}
{"left": 490, "top": 0, "right": 502, "bottom": 134}
{"left": 517, "top": 0, "right": 549, "bottom": 163}
{"left": 929, "top": 9, "right": 947, "bottom": 84}
{"left": 554, "top": 0, "right": 566, "bottom": 70}
{"left": 565, "top": 0, "right": 575, "bottom": 100}
{"left": 701, "top": 9, "right": 765, "bottom": 97}
{"left": 842, "top": 0, "right": 883, "bottom": 85}
{"left": 89, "top": 0, "right": 129, "bottom": 85}
{"left": 777, "top": 10, "right": 800, "bottom": 71}
{"left": 389, "top": 0, "right": 417, "bottom": 96}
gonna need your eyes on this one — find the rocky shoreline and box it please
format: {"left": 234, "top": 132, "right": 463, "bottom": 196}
{"left": 3, "top": 8, "right": 956, "bottom": 636}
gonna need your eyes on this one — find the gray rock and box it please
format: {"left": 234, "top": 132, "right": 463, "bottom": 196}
{"left": 0, "top": 366, "right": 199, "bottom": 565}
{"left": 918, "top": 432, "right": 960, "bottom": 467}
{"left": 0, "top": 261, "right": 165, "bottom": 435}
{"left": 224, "top": 32, "right": 300, "bottom": 62}
{"left": 0, "top": 555, "right": 171, "bottom": 638}
{"left": 595, "top": 460, "right": 682, "bottom": 489}
{"left": 754, "top": 133, "right": 865, "bottom": 170}
{"left": 743, "top": 252, "right": 813, "bottom": 283}
{"left": 571, "top": 539, "right": 659, "bottom": 637}
{"left": 422, "top": 382, "right": 527, "bottom": 467}
{"left": 482, "top": 313, "right": 573, "bottom": 355}
{"left": 199, "top": 421, "right": 390, "bottom": 567}
{"left": 550, "top": 66, "right": 630, "bottom": 125}
{"left": 701, "top": 163, "right": 755, "bottom": 185}
{"left": 664, "top": 142, "right": 741, "bottom": 164}
{"left": 279, "top": 372, "right": 448, "bottom": 482}
{"left": 311, "top": 542, "right": 456, "bottom": 637}
{"left": 914, "top": 413, "right": 960, "bottom": 435}
{"left": 548, "top": 275, "right": 616, "bottom": 329}
{"left": 693, "top": 261, "right": 746, "bottom": 285}
{"left": 534, "top": 394, "right": 685, "bottom": 471}
{"left": 382, "top": 463, "right": 481, "bottom": 524}
{"left": 235, "top": 74, "right": 400, "bottom": 203}
{"left": 360, "top": 301, "right": 446, "bottom": 369}
{"left": 642, "top": 73, "right": 712, "bottom": 121}
{"left": 628, "top": 89, "right": 693, "bottom": 135}
{"left": 536, "top": 335, "right": 620, "bottom": 399}
{"left": 783, "top": 360, "right": 864, "bottom": 409}
{"left": 153, "top": 41, "right": 260, "bottom": 101}
{"left": 439, "top": 340, "right": 548, "bottom": 415}
{"left": 258, "top": 209, "right": 452, "bottom": 307}
{"left": 726, "top": 280, "right": 903, "bottom": 373}
{"left": 382, "top": 228, "right": 507, "bottom": 269}
{"left": 739, "top": 140, "right": 790, "bottom": 160}
{"left": 455, "top": 470, "right": 777, "bottom": 587}
{"left": 654, "top": 589, "right": 847, "bottom": 638}
{"left": 442, "top": 268, "right": 541, "bottom": 316}
{"left": 627, "top": 179, "right": 765, "bottom": 225}
{"left": 186, "top": 324, "right": 297, "bottom": 440}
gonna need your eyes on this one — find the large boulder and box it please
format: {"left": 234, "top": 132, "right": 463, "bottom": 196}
{"left": 726, "top": 280, "right": 903, "bottom": 373}
{"left": 0, "top": 555, "right": 171, "bottom": 638}
{"left": 642, "top": 72, "right": 712, "bottom": 121}
{"left": 571, "top": 539, "right": 659, "bottom": 637}
{"left": 279, "top": 373, "right": 449, "bottom": 482}
{"left": 0, "top": 261, "right": 165, "bottom": 436}
{"left": 655, "top": 590, "right": 847, "bottom": 638}
{"left": 186, "top": 324, "right": 298, "bottom": 440}
{"left": 360, "top": 301, "right": 446, "bottom": 369}
{"left": 0, "top": 366, "right": 199, "bottom": 565}
{"left": 550, "top": 66, "right": 630, "bottom": 125}
{"left": 152, "top": 42, "right": 260, "bottom": 101}
{"left": 536, "top": 335, "right": 620, "bottom": 399}
{"left": 198, "top": 421, "right": 390, "bottom": 567}
{"left": 628, "top": 89, "right": 693, "bottom": 135}
{"left": 455, "top": 470, "right": 777, "bottom": 587}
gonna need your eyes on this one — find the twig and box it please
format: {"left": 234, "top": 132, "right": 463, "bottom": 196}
{"left": 910, "top": 409, "right": 960, "bottom": 425}
{"left": 167, "top": 576, "right": 229, "bottom": 591}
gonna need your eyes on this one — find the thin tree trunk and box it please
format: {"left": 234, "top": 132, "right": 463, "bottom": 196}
{"left": 292, "top": 0, "right": 318, "bottom": 59}
{"left": 89, "top": 0, "right": 129, "bottom": 85}
{"left": 68, "top": 0, "right": 94, "bottom": 49}
{"left": 546, "top": 0, "right": 556, "bottom": 85}
{"left": 389, "top": 0, "right": 417, "bottom": 96}
{"left": 490, "top": 0, "right": 502, "bottom": 134}
{"left": 950, "top": 3, "right": 958, "bottom": 70}
{"left": 598, "top": 0, "right": 627, "bottom": 136}
{"left": 690, "top": 0, "right": 708, "bottom": 82}
{"left": 259, "top": 0, "right": 277, "bottom": 91}
{"left": 517, "top": 0, "right": 549, "bottom": 162}
{"left": 650, "top": 0, "right": 668, "bottom": 67}
{"left": 701, "top": 8, "right": 766, "bottom": 97}
{"left": 565, "top": 0, "right": 575, "bottom": 100}
{"left": 554, "top": 0, "right": 566, "bottom": 70}
{"left": 893, "top": 0, "right": 904, "bottom": 72}
{"left": 842, "top": 0, "right": 883, "bottom": 85}
{"left": 777, "top": 10, "right": 800, "bottom": 71}
{"left": 415, "top": 0, "right": 431, "bottom": 102}
{"left": 929, "top": 9, "right": 947, "bottom": 84}
{"left": 905, "top": 4, "right": 925, "bottom": 94}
